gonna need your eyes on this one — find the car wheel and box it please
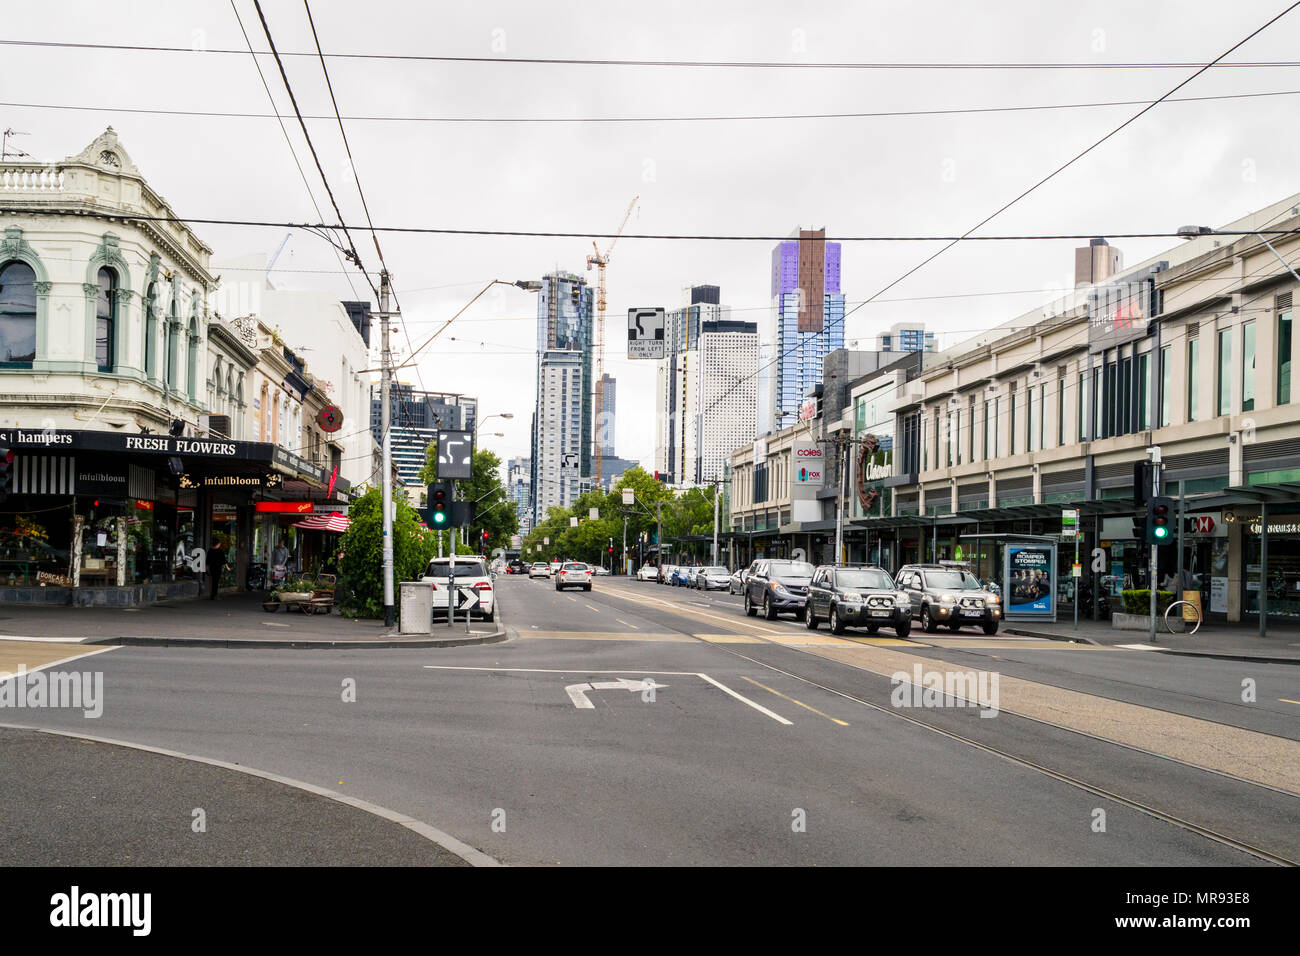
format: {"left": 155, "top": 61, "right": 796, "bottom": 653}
{"left": 922, "top": 605, "right": 939, "bottom": 633}
{"left": 895, "top": 621, "right": 911, "bottom": 639}
{"left": 555, "top": 584, "right": 562, "bottom": 592}
{"left": 805, "top": 603, "right": 818, "bottom": 630}
{"left": 829, "top": 606, "right": 846, "bottom": 635}
{"left": 584, "top": 585, "right": 591, "bottom": 592}
{"left": 484, "top": 609, "right": 495, "bottom": 622}
{"left": 744, "top": 592, "right": 756, "bottom": 617}
{"left": 763, "top": 594, "right": 777, "bottom": 620}
{"left": 983, "top": 621, "right": 999, "bottom": 635}
{"left": 866, "top": 625, "right": 879, "bottom": 634}
{"left": 949, "top": 621, "right": 963, "bottom": 632}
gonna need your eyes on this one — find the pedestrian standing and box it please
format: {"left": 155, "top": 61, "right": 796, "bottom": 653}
{"left": 207, "top": 539, "right": 227, "bottom": 600}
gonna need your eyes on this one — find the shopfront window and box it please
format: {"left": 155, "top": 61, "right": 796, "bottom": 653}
{"left": 0, "top": 506, "right": 72, "bottom": 586}
{"left": 1244, "top": 514, "right": 1300, "bottom": 618}
{"left": 1187, "top": 337, "right": 1200, "bottom": 421}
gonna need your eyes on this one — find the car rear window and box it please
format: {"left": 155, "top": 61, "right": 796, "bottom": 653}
{"left": 426, "top": 562, "right": 488, "bottom": 577}
{"left": 563, "top": 563, "right": 588, "bottom": 571}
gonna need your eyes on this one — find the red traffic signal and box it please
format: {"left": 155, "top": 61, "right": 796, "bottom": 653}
{"left": 608, "top": 546, "right": 614, "bottom": 553}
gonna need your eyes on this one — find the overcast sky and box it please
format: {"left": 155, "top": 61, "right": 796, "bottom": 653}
{"left": 6, "top": 0, "right": 1300, "bottom": 467}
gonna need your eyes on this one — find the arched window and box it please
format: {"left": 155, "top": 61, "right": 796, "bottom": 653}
{"left": 234, "top": 376, "right": 244, "bottom": 439}
{"left": 96, "top": 267, "right": 117, "bottom": 371}
{"left": 144, "top": 283, "right": 157, "bottom": 377}
{"left": 225, "top": 367, "right": 235, "bottom": 417}
{"left": 186, "top": 314, "right": 198, "bottom": 400}
{"left": 0, "top": 261, "right": 37, "bottom": 367}
{"left": 272, "top": 392, "right": 281, "bottom": 445}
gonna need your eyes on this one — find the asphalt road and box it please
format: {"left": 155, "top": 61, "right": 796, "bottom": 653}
{"left": 5, "top": 572, "right": 1296, "bottom": 866}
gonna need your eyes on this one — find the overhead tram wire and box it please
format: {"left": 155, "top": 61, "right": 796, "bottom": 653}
{"left": 228, "top": 0, "right": 362, "bottom": 301}
{"left": 3, "top": 38, "right": 1300, "bottom": 70}
{"left": 300, "top": 0, "right": 428, "bottom": 395}
{"left": 9, "top": 86, "right": 1300, "bottom": 125}
{"left": 697, "top": 0, "right": 1300, "bottom": 422}
{"left": 3, "top": 207, "right": 1297, "bottom": 243}
{"left": 250, "top": 0, "right": 375, "bottom": 300}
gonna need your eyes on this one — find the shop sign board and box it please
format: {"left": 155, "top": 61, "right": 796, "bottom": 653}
{"left": 1003, "top": 542, "right": 1057, "bottom": 620}
{"left": 1211, "top": 577, "right": 1229, "bottom": 613}
{"left": 792, "top": 442, "right": 824, "bottom": 487}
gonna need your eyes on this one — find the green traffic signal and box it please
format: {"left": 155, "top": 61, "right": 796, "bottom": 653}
{"left": 433, "top": 511, "right": 446, "bottom": 525}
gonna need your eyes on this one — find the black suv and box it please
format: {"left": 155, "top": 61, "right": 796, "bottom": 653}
{"left": 805, "top": 565, "right": 912, "bottom": 636}
{"left": 744, "top": 559, "right": 816, "bottom": 619}
{"left": 894, "top": 564, "right": 1002, "bottom": 634}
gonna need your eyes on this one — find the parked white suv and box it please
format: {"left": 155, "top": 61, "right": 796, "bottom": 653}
{"left": 421, "top": 557, "right": 495, "bottom": 621}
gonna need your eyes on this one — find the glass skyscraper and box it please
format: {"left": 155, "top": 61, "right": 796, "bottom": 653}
{"left": 768, "top": 228, "right": 845, "bottom": 430}
{"left": 531, "top": 272, "right": 594, "bottom": 517}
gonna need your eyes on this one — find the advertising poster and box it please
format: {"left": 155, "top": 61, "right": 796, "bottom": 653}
{"left": 1006, "top": 544, "right": 1054, "bottom": 617}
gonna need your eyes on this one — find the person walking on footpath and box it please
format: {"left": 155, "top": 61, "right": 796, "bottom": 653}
{"left": 207, "top": 538, "right": 227, "bottom": 600}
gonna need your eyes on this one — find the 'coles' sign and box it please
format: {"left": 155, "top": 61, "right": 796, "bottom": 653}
{"left": 317, "top": 405, "right": 344, "bottom": 433}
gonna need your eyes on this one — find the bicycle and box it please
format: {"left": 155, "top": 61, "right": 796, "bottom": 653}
{"left": 1163, "top": 599, "right": 1203, "bottom": 635}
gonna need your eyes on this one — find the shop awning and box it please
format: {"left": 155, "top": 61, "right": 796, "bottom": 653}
{"left": 293, "top": 512, "right": 350, "bottom": 533}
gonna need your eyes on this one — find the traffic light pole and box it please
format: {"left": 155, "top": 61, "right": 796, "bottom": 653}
{"left": 379, "top": 272, "right": 395, "bottom": 629}
{"left": 1149, "top": 458, "right": 1160, "bottom": 641}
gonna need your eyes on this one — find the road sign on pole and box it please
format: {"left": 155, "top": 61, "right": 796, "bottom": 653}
{"left": 627, "top": 307, "right": 666, "bottom": 359}
{"left": 1061, "top": 509, "right": 1079, "bottom": 538}
{"left": 436, "top": 430, "right": 475, "bottom": 479}
{"left": 455, "top": 587, "right": 480, "bottom": 613}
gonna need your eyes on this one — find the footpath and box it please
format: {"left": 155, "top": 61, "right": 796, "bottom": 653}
{"left": 0, "top": 591, "right": 505, "bottom": 648}
{"left": 1004, "top": 616, "right": 1300, "bottom": 664}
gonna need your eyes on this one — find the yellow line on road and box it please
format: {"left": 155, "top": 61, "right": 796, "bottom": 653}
{"left": 585, "top": 605, "right": 599, "bottom": 612}
{"left": 740, "top": 675, "right": 849, "bottom": 726}
{"left": 615, "top": 619, "right": 639, "bottom": 629}
{"left": 1280, "top": 698, "right": 1300, "bottom": 705}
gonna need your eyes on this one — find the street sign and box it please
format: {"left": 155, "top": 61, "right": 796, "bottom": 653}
{"left": 627, "top": 307, "right": 666, "bottom": 359}
{"left": 1188, "top": 515, "right": 1215, "bottom": 534}
{"left": 1061, "top": 509, "right": 1079, "bottom": 538}
{"left": 436, "top": 430, "right": 474, "bottom": 479}
{"left": 455, "top": 587, "right": 480, "bottom": 612}
{"left": 589, "top": 507, "right": 600, "bottom": 520}
{"left": 1072, "top": 563, "right": 1083, "bottom": 578}
{"left": 622, "top": 489, "right": 634, "bottom": 505}
{"left": 792, "top": 442, "right": 824, "bottom": 487}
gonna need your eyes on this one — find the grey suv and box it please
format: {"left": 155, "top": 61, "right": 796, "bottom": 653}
{"left": 894, "top": 564, "right": 1002, "bottom": 634}
{"left": 805, "top": 565, "right": 912, "bottom": 636}
{"left": 744, "top": 559, "right": 815, "bottom": 620}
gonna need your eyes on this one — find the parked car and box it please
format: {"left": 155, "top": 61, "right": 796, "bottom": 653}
{"left": 683, "top": 566, "right": 701, "bottom": 587}
{"left": 556, "top": 562, "right": 593, "bottom": 592}
{"left": 528, "top": 562, "right": 550, "bottom": 579}
{"left": 507, "top": 559, "right": 527, "bottom": 575}
{"left": 671, "top": 566, "right": 692, "bottom": 587}
{"left": 657, "top": 564, "right": 678, "bottom": 584}
{"left": 743, "top": 559, "right": 816, "bottom": 619}
{"left": 421, "top": 557, "right": 495, "bottom": 621}
{"left": 805, "top": 565, "right": 911, "bottom": 636}
{"left": 593, "top": 566, "right": 611, "bottom": 576}
{"left": 696, "top": 566, "right": 731, "bottom": 591}
{"left": 730, "top": 560, "right": 760, "bottom": 595}
{"left": 894, "top": 564, "right": 1002, "bottom": 634}
{"left": 636, "top": 564, "right": 659, "bottom": 581}
{"left": 549, "top": 560, "right": 562, "bottom": 577}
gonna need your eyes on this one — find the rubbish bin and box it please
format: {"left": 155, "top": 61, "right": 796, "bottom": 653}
{"left": 398, "top": 581, "right": 433, "bottom": 634}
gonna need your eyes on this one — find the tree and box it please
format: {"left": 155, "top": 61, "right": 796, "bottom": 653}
{"left": 338, "top": 486, "right": 437, "bottom": 618}
{"left": 418, "top": 444, "right": 519, "bottom": 555}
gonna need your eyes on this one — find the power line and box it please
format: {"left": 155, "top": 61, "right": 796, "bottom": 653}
{"left": 249, "top": 0, "right": 374, "bottom": 297}
{"left": 8, "top": 86, "right": 1300, "bottom": 124}
{"left": 698, "top": 0, "right": 1300, "bottom": 422}
{"left": 228, "top": 0, "right": 362, "bottom": 301}
{"left": 3, "top": 207, "right": 1295, "bottom": 243}
{"left": 3, "top": 38, "right": 1299, "bottom": 70}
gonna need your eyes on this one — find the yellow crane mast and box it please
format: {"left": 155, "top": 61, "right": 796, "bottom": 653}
{"left": 587, "top": 194, "right": 639, "bottom": 488}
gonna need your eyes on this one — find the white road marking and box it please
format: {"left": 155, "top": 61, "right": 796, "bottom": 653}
{"left": 566, "top": 677, "right": 668, "bottom": 709}
{"left": 696, "top": 673, "right": 792, "bottom": 725}
{"left": 262, "top": 622, "right": 292, "bottom": 628}
{"left": 423, "top": 665, "right": 693, "bottom": 675}
{"left": 0, "top": 636, "right": 88, "bottom": 643}
{"left": 1116, "top": 643, "right": 1165, "bottom": 650}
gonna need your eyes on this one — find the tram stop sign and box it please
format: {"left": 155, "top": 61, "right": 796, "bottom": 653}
{"left": 1061, "top": 509, "right": 1079, "bottom": 538}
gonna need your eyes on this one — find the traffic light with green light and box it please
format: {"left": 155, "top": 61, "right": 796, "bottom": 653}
{"left": 428, "top": 481, "right": 450, "bottom": 527}
{"left": 1146, "top": 496, "right": 1174, "bottom": 545}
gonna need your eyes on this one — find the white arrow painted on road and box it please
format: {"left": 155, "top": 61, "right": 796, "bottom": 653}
{"left": 565, "top": 677, "right": 667, "bottom": 709}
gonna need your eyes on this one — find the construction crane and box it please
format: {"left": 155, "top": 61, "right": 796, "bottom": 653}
{"left": 587, "top": 195, "right": 638, "bottom": 488}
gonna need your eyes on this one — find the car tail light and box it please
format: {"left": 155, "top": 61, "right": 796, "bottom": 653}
{"left": 474, "top": 582, "right": 492, "bottom": 590}
{"left": 428, "top": 583, "right": 438, "bottom": 590}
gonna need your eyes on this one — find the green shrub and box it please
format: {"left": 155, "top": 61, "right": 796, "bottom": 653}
{"left": 338, "top": 487, "right": 437, "bottom": 619}
{"left": 1121, "top": 589, "right": 1175, "bottom": 615}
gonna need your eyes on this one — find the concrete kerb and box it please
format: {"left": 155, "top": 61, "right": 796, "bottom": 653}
{"left": 97, "top": 619, "right": 509, "bottom": 650}
{"left": 1004, "top": 625, "right": 1300, "bottom": 666}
